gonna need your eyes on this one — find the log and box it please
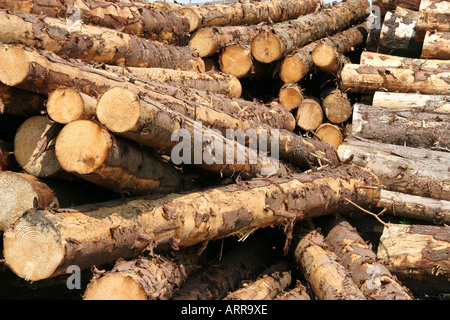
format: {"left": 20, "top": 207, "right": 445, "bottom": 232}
{"left": 311, "top": 45, "right": 350, "bottom": 76}
{"left": 337, "top": 139, "right": 450, "bottom": 201}
{"left": 55, "top": 120, "right": 185, "bottom": 195}
{"left": 352, "top": 103, "right": 450, "bottom": 150}
{"left": 0, "top": 83, "right": 45, "bottom": 117}
{"left": 295, "top": 98, "right": 323, "bottom": 132}
{"left": 46, "top": 88, "right": 97, "bottom": 124}
{"left": 104, "top": 65, "right": 242, "bottom": 98}
{"left": 421, "top": 31, "right": 450, "bottom": 60}
{"left": 314, "top": 123, "right": 343, "bottom": 151}
{"left": 372, "top": 0, "right": 421, "bottom": 17}
{"left": 360, "top": 51, "right": 450, "bottom": 70}
{"left": 377, "top": 224, "right": 450, "bottom": 293}
{"left": 321, "top": 88, "right": 353, "bottom": 124}
{"left": 3, "top": 165, "right": 380, "bottom": 281}
{"left": 372, "top": 92, "right": 450, "bottom": 114}
{"left": 417, "top": 0, "right": 450, "bottom": 33}
{"left": 0, "top": 9, "right": 204, "bottom": 71}
{"left": 251, "top": 0, "right": 370, "bottom": 63}
{"left": 218, "top": 44, "right": 272, "bottom": 78}
{"left": 273, "top": 281, "right": 311, "bottom": 300}
{"left": 223, "top": 260, "right": 292, "bottom": 300}
{"left": 377, "top": 10, "right": 422, "bottom": 58}
{"left": 278, "top": 84, "right": 304, "bottom": 110}
{"left": 13, "top": 116, "right": 63, "bottom": 178}
{"left": 0, "top": 0, "right": 191, "bottom": 45}
{"left": 293, "top": 227, "right": 367, "bottom": 300}
{"left": 177, "top": 0, "right": 321, "bottom": 32}
{"left": 340, "top": 64, "right": 450, "bottom": 95}
{"left": 378, "top": 189, "right": 450, "bottom": 225}
{"left": 324, "top": 216, "right": 414, "bottom": 300}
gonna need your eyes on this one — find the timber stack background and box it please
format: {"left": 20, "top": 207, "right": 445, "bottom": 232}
{"left": 0, "top": 0, "right": 448, "bottom": 301}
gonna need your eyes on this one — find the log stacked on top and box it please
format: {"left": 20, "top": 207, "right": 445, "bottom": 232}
{"left": 0, "top": 0, "right": 448, "bottom": 301}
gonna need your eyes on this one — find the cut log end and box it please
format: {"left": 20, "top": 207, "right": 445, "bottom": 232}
{"left": 219, "top": 45, "right": 253, "bottom": 78}
{"left": 251, "top": 31, "right": 282, "bottom": 64}
{"left": 83, "top": 273, "right": 147, "bottom": 300}
{"left": 0, "top": 44, "right": 30, "bottom": 86}
{"left": 188, "top": 28, "right": 216, "bottom": 57}
{"left": 96, "top": 87, "right": 142, "bottom": 134}
{"left": 280, "top": 55, "right": 306, "bottom": 84}
{"left": 322, "top": 91, "right": 353, "bottom": 124}
{"left": 178, "top": 8, "right": 200, "bottom": 32}
{"left": 296, "top": 99, "right": 324, "bottom": 131}
{"left": 314, "top": 123, "right": 343, "bottom": 150}
{"left": 47, "top": 88, "right": 85, "bottom": 124}
{"left": 279, "top": 84, "right": 304, "bottom": 110}
{"left": 55, "top": 120, "right": 110, "bottom": 175}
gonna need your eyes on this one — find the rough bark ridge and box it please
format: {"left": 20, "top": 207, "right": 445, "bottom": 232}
{"left": 3, "top": 165, "right": 380, "bottom": 281}
{"left": 417, "top": 0, "right": 450, "bottom": 33}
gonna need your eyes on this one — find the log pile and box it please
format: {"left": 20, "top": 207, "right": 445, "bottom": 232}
{"left": 0, "top": 0, "right": 448, "bottom": 301}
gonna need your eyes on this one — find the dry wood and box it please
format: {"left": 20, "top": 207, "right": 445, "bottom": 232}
{"left": 421, "top": 31, "right": 450, "bottom": 60}
{"left": 218, "top": 44, "right": 272, "bottom": 78}
{"left": 0, "top": 83, "right": 45, "bottom": 117}
{"left": 0, "top": 9, "right": 204, "bottom": 71}
{"left": 321, "top": 88, "right": 353, "bottom": 124}
{"left": 273, "top": 281, "right": 311, "bottom": 300}
{"left": 3, "top": 165, "right": 380, "bottom": 281}
{"left": 177, "top": 0, "right": 321, "bottom": 32}
{"left": 352, "top": 103, "right": 450, "bottom": 150}
{"left": 338, "top": 139, "right": 450, "bottom": 201}
{"left": 311, "top": 45, "right": 350, "bottom": 75}
{"left": 0, "top": 0, "right": 191, "bottom": 45}
{"left": 314, "top": 123, "right": 344, "bottom": 151}
{"left": 378, "top": 189, "right": 450, "bottom": 226}
{"left": 47, "top": 88, "right": 97, "bottom": 124}
{"left": 372, "top": 92, "right": 450, "bottom": 114}
{"left": 340, "top": 64, "right": 450, "bottom": 95}
{"left": 377, "top": 224, "right": 450, "bottom": 293}
{"left": 360, "top": 51, "right": 450, "bottom": 70}
{"left": 251, "top": 0, "right": 370, "bottom": 63}
{"left": 417, "top": 0, "right": 450, "bottom": 33}
{"left": 325, "top": 216, "right": 414, "bottom": 300}
{"left": 295, "top": 98, "right": 323, "bottom": 132}
{"left": 293, "top": 228, "right": 367, "bottom": 300}
{"left": 278, "top": 84, "right": 304, "bottom": 110}
{"left": 372, "top": 0, "right": 421, "bottom": 17}
{"left": 55, "top": 120, "right": 185, "bottom": 195}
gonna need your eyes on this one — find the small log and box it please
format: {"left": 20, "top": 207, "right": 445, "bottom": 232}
{"left": 3, "top": 165, "right": 380, "bottom": 281}
{"left": 352, "top": 103, "right": 450, "bottom": 150}
{"left": 421, "top": 31, "right": 450, "bottom": 60}
{"left": 378, "top": 189, "right": 450, "bottom": 225}
{"left": 360, "top": 51, "right": 450, "bottom": 70}
{"left": 314, "top": 123, "right": 343, "bottom": 151}
{"left": 278, "top": 83, "right": 304, "bottom": 110}
{"left": 46, "top": 88, "right": 97, "bottom": 124}
{"left": 0, "top": 83, "right": 45, "bottom": 117}
{"left": 311, "top": 45, "right": 350, "bottom": 75}
{"left": 377, "top": 224, "right": 450, "bottom": 293}
{"left": 295, "top": 98, "right": 323, "bottom": 132}
{"left": 372, "top": 92, "right": 450, "bottom": 114}
{"left": 321, "top": 88, "right": 353, "bottom": 124}
{"left": 417, "top": 0, "right": 450, "bottom": 33}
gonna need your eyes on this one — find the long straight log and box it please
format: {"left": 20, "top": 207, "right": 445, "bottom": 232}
{"left": 372, "top": 92, "right": 450, "bottom": 114}
{"left": 352, "top": 103, "right": 450, "bottom": 150}
{"left": 372, "top": 0, "right": 421, "bottom": 17}
{"left": 3, "top": 165, "right": 380, "bottom": 281}
{"left": 251, "top": 0, "right": 370, "bottom": 63}
{"left": 421, "top": 31, "right": 450, "bottom": 60}
{"left": 360, "top": 51, "right": 450, "bottom": 70}
{"left": 377, "top": 224, "right": 450, "bottom": 293}
{"left": 0, "top": 9, "right": 204, "bottom": 71}
{"left": 0, "top": 0, "right": 190, "bottom": 45}
{"left": 338, "top": 139, "right": 450, "bottom": 201}
{"left": 417, "top": 0, "right": 450, "bottom": 33}
{"left": 340, "top": 64, "right": 450, "bottom": 95}
{"left": 0, "top": 83, "right": 45, "bottom": 117}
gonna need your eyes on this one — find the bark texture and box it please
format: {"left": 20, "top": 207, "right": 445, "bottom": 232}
{"left": 421, "top": 31, "right": 450, "bottom": 60}
{"left": 371, "top": 92, "right": 450, "bottom": 114}
{"left": 0, "top": 83, "right": 45, "bottom": 117}
{"left": 417, "top": 0, "right": 450, "bottom": 33}
{"left": 360, "top": 51, "right": 450, "bottom": 70}
{"left": 372, "top": 0, "right": 421, "bottom": 17}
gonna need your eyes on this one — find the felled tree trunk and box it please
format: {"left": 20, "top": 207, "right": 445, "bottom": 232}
{"left": 360, "top": 51, "right": 450, "bottom": 70}
{"left": 278, "top": 84, "right": 304, "bottom": 110}
{"left": 3, "top": 165, "right": 380, "bottom": 281}
{"left": 0, "top": 0, "right": 191, "bottom": 45}
{"left": 295, "top": 98, "right": 324, "bottom": 132}
{"left": 46, "top": 88, "right": 97, "bottom": 124}
{"left": 371, "top": 92, "right": 450, "bottom": 114}
{"left": 0, "top": 83, "right": 45, "bottom": 117}
{"left": 377, "top": 224, "right": 450, "bottom": 294}
{"left": 340, "top": 64, "right": 450, "bottom": 95}
{"left": 338, "top": 139, "right": 450, "bottom": 201}
{"left": 372, "top": 0, "right": 421, "bottom": 17}
{"left": 273, "top": 281, "right": 311, "bottom": 300}
{"left": 421, "top": 31, "right": 450, "bottom": 60}
{"left": 314, "top": 123, "right": 343, "bottom": 151}
{"left": 324, "top": 216, "right": 414, "bottom": 300}
{"left": 417, "top": 0, "right": 450, "bottom": 33}
{"left": 251, "top": 0, "right": 369, "bottom": 63}
{"left": 0, "top": 9, "right": 204, "bottom": 71}
{"left": 352, "top": 103, "right": 450, "bottom": 150}
{"left": 320, "top": 87, "right": 353, "bottom": 124}
{"left": 218, "top": 44, "right": 272, "bottom": 78}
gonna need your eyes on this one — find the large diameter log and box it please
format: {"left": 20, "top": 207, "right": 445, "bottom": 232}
{"left": 377, "top": 224, "right": 450, "bottom": 293}
{"left": 55, "top": 120, "right": 184, "bottom": 195}
{"left": 337, "top": 139, "right": 450, "bottom": 201}
{"left": 421, "top": 31, "right": 450, "bottom": 60}
{"left": 104, "top": 65, "right": 242, "bottom": 98}
{"left": 340, "top": 64, "right": 450, "bottom": 95}
{"left": 417, "top": 0, "right": 450, "bottom": 33}
{"left": 360, "top": 51, "right": 450, "bottom": 70}
{"left": 46, "top": 88, "right": 97, "bottom": 124}
{"left": 378, "top": 190, "right": 450, "bottom": 225}
{"left": 325, "top": 217, "right": 414, "bottom": 300}
{"left": 293, "top": 228, "right": 367, "bottom": 300}
{"left": 372, "top": 92, "right": 450, "bottom": 114}
{"left": 280, "top": 22, "right": 369, "bottom": 83}
{"left": 352, "top": 103, "right": 450, "bottom": 150}
{"left": 3, "top": 165, "right": 380, "bottom": 281}
{"left": 178, "top": 0, "right": 321, "bottom": 32}
{"left": 251, "top": 0, "right": 370, "bottom": 63}
{"left": 0, "top": 9, "right": 204, "bottom": 71}
{"left": 0, "top": 83, "right": 45, "bottom": 117}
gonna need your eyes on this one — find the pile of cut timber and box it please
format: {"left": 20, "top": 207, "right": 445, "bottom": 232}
{"left": 0, "top": 0, "right": 448, "bottom": 301}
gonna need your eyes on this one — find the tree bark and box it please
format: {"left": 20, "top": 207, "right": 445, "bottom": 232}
{"left": 377, "top": 224, "right": 450, "bottom": 294}
{"left": 340, "top": 64, "right": 450, "bottom": 95}
{"left": 0, "top": 83, "right": 45, "bottom": 117}
{"left": 177, "top": 0, "right": 321, "bottom": 32}
{"left": 0, "top": 9, "right": 204, "bottom": 71}
{"left": 337, "top": 139, "right": 450, "bottom": 201}
{"left": 55, "top": 120, "right": 186, "bottom": 195}
{"left": 295, "top": 98, "right": 323, "bottom": 132}
{"left": 104, "top": 65, "right": 242, "bottom": 98}
{"left": 0, "top": 0, "right": 191, "bottom": 46}
{"left": 3, "top": 165, "right": 380, "bottom": 281}
{"left": 378, "top": 189, "right": 450, "bottom": 225}
{"left": 278, "top": 83, "right": 304, "bottom": 110}
{"left": 417, "top": 0, "right": 450, "bottom": 33}
{"left": 251, "top": 0, "right": 370, "bottom": 63}
{"left": 372, "top": 92, "right": 450, "bottom": 114}
{"left": 324, "top": 216, "right": 414, "bottom": 300}
{"left": 352, "top": 103, "right": 450, "bottom": 150}
{"left": 372, "top": 0, "right": 421, "bottom": 17}
{"left": 218, "top": 44, "right": 272, "bottom": 78}
{"left": 314, "top": 123, "right": 343, "bottom": 151}
{"left": 273, "top": 280, "right": 311, "bottom": 300}
{"left": 293, "top": 228, "right": 367, "bottom": 300}
{"left": 360, "top": 51, "right": 450, "bottom": 70}
{"left": 421, "top": 31, "right": 450, "bottom": 60}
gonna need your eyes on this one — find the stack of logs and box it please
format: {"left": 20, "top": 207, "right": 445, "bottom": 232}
{"left": 0, "top": 0, "right": 448, "bottom": 301}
